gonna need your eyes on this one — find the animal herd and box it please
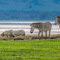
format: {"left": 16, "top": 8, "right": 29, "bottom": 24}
{"left": 1, "top": 16, "right": 60, "bottom": 39}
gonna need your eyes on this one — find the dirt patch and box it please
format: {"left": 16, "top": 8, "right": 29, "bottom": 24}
{"left": 14, "top": 37, "right": 24, "bottom": 40}
{"left": 0, "top": 34, "right": 60, "bottom": 41}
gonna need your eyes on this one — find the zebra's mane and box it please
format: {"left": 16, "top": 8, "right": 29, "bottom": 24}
{"left": 30, "top": 22, "right": 43, "bottom": 28}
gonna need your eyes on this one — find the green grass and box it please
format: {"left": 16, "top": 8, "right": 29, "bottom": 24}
{"left": 0, "top": 39, "right": 60, "bottom": 60}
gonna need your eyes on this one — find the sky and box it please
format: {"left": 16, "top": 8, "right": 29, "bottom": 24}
{"left": 0, "top": 0, "right": 60, "bottom": 11}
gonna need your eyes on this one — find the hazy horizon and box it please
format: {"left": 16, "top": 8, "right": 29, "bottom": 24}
{"left": 0, "top": 0, "right": 60, "bottom": 20}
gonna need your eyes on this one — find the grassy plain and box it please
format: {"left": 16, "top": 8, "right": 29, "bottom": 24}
{"left": 0, "top": 39, "right": 60, "bottom": 60}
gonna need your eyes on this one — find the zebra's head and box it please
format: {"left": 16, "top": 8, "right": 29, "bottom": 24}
{"left": 30, "top": 27, "right": 35, "bottom": 33}
{"left": 1, "top": 33, "right": 4, "bottom": 37}
{"left": 30, "top": 24, "right": 35, "bottom": 33}
{"left": 54, "top": 16, "right": 60, "bottom": 25}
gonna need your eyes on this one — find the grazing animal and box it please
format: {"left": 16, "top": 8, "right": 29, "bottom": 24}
{"left": 1, "top": 30, "right": 14, "bottom": 37}
{"left": 30, "top": 22, "right": 52, "bottom": 38}
{"left": 54, "top": 16, "right": 60, "bottom": 28}
{"left": 12, "top": 30, "right": 25, "bottom": 37}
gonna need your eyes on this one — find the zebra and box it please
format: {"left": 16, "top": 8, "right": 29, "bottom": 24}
{"left": 54, "top": 16, "right": 60, "bottom": 28}
{"left": 30, "top": 22, "right": 52, "bottom": 39}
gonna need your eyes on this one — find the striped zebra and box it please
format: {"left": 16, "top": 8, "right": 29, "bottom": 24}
{"left": 30, "top": 22, "right": 52, "bottom": 39}
{"left": 54, "top": 16, "right": 60, "bottom": 28}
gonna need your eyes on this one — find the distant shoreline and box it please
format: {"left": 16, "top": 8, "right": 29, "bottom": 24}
{"left": 0, "top": 20, "right": 59, "bottom": 34}
{"left": 0, "top": 20, "right": 55, "bottom": 23}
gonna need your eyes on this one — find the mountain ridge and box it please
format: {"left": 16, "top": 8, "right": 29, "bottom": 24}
{"left": 0, "top": 10, "right": 59, "bottom": 20}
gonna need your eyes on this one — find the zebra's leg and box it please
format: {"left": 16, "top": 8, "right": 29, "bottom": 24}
{"left": 59, "top": 24, "right": 60, "bottom": 28}
{"left": 38, "top": 31, "right": 40, "bottom": 37}
{"left": 45, "top": 31, "right": 47, "bottom": 38}
{"left": 38, "top": 31, "right": 40, "bottom": 40}
{"left": 49, "top": 30, "right": 51, "bottom": 38}
{"left": 41, "top": 31, "right": 43, "bottom": 39}
{"left": 6, "top": 35, "right": 8, "bottom": 38}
